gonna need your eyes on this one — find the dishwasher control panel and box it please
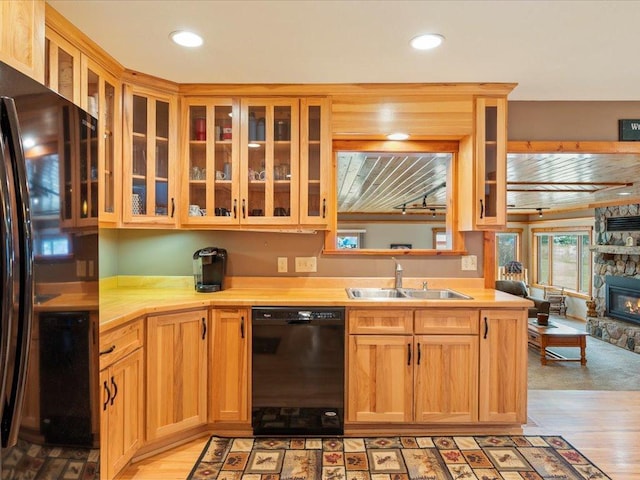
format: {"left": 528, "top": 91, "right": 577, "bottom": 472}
{"left": 252, "top": 307, "right": 345, "bottom": 321}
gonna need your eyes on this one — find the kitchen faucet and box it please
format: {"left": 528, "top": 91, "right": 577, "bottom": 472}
{"left": 392, "top": 257, "right": 403, "bottom": 289}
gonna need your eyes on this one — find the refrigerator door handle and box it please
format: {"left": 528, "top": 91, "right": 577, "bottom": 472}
{"left": 0, "top": 97, "right": 34, "bottom": 449}
{"left": 0, "top": 107, "right": 17, "bottom": 439}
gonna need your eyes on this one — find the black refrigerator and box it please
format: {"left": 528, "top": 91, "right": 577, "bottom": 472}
{"left": 0, "top": 60, "right": 100, "bottom": 477}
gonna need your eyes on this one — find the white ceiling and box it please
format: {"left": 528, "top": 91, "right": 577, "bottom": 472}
{"left": 47, "top": 0, "right": 640, "bottom": 101}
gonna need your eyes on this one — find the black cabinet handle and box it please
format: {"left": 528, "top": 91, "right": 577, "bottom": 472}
{"left": 110, "top": 376, "right": 118, "bottom": 406}
{"left": 171, "top": 198, "right": 175, "bottom": 218}
{"left": 407, "top": 343, "right": 411, "bottom": 366}
{"left": 240, "top": 316, "right": 245, "bottom": 339}
{"left": 103, "top": 380, "right": 111, "bottom": 411}
{"left": 100, "top": 345, "right": 116, "bottom": 356}
{"left": 479, "top": 199, "right": 484, "bottom": 219}
{"left": 322, "top": 198, "right": 326, "bottom": 218}
{"left": 484, "top": 317, "right": 489, "bottom": 339}
{"left": 233, "top": 199, "right": 237, "bottom": 218}
{"left": 242, "top": 199, "right": 246, "bottom": 218}
{"left": 201, "top": 317, "right": 207, "bottom": 340}
{"left": 417, "top": 343, "right": 421, "bottom": 365}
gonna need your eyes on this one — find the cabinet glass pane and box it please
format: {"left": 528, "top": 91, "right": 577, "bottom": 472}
{"left": 86, "top": 69, "right": 99, "bottom": 117}
{"left": 103, "top": 81, "right": 115, "bottom": 213}
{"left": 57, "top": 48, "right": 75, "bottom": 101}
{"left": 247, "top": 106, "right": 266, "bottom": 217}
{"left": 213, "top": 105, "right": 233, "bottom": 216}
{"left": 61, "top": 107, "right": 72, "bottom": 222}
{"left": 272, "top": 105, "right": 292, "bottom": 217}
{"left": 188, "top": 105, "right": 206, "bottom": 217}
{"left": 77, "top": 112, "right": 98, "bottom": 220}
{"left": 307, "top": 105, "right": 321, "bottom": 217}
{"left": 131, "top": 94, "right": 147, "bottom": 216}
{"left": 484, "top": 184, "right": 497, "bottom": 218}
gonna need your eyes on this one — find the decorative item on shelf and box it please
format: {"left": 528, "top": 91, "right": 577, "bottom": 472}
{"left": 215, "top": 170, "right": 226, "bottom": 180}
{"left": 586, "top": 297, "right": 597, "bottom": 317}
{"left": 194, "top": 117, "right": 206, "bottom": 140}
{"left": 132, "top": 194, "right": 141, "bottom": 215}
{"left": 275, "top": 120, "right": 289, "bottom": 140}
{"left": 223, "top": 162, "right": 232, "bottom": 180}
{"left": 256, "top": 117, "right": 265, "bottom": 141}
{"left": 626, "top": 236, "right": 635, "bottom": 247}
{"left": 189, "top": 204, "right": 202, "bottom": 216}
{"left": 249, "top": 112, "right": 257, "bottom": 141}
{"left": 221, "top": 121, "right": 232, "bottom": 140}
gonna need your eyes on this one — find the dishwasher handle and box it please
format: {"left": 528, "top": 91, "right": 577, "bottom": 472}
{"left": 287, "top": 319, "right": 311, "bottom": 325}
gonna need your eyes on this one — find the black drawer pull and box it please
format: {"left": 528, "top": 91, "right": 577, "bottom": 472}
{"left": 100, "top": 345, "right": 116, "bottom": 355}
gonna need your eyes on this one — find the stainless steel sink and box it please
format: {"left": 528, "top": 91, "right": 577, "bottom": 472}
{"left": 398, "top": 288, "right": 472, "bottom": 300}
{"left": 346, "top": 287, "right": 472, "bottom": 300}
{"left": 345, "top": 288, "right": 405, "bottom": 299}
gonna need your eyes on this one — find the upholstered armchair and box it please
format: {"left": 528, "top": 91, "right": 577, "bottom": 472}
{"left": 495, "top": 280, "right": 550, "bottom": 319}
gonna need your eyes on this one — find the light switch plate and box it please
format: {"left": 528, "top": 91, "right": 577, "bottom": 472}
{"left": 295, "top": 256, "right": 317, "bottom": 272}
{"left": 461, "top": 255, "right": 477, "bottom": 271}
{"left": 277, "top": 257, "right": 288, "bottom": 273}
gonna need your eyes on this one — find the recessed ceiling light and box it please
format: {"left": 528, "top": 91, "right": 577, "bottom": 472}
{"left": 410, "top": 33, "right": 444, "bottom": 50}
{"left": 170, "top": 30, "right": 203, "bottom": 48}
{"left": 387, "top": 132, "right": 410, "bottom": 141}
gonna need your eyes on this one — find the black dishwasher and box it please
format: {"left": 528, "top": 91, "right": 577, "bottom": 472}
{"left": 252, "top": 307, "right": 345, "bottom": 436}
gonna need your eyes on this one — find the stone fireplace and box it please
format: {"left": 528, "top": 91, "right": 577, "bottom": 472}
{"left": 589, "top": 204, "right": 640, "bottom": 354}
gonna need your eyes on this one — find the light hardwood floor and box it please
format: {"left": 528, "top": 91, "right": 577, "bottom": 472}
{"left": 119, "top": 390, "right": 640, "bottom": 480}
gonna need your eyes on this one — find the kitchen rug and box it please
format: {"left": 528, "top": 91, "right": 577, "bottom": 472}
{"left": 187, "top": 435, "right": 611, "bottom": 479}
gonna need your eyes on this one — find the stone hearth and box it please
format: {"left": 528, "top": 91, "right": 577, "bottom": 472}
{"left": 589, "top": 204, "right": 640, "bottom": 354}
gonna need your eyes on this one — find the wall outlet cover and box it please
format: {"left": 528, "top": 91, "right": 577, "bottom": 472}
{"left": 461, "top": 255, "right": 477, "bottom": 271}
{"left": 277, "top": 257, "right": 288, "bottom": 273}
{"left": 295, "top": 256, "right": 317, "bottom": 273}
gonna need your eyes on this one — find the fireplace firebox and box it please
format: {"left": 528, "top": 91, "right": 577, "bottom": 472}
{"left": 605, "top": 276, "right": 640, "bottom": 326}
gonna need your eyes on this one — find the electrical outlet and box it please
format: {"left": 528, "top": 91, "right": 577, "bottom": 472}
{"left": 461, "top": 255, "right": 477, "bottom": 271}
{"left": 277, "top": 257, "right": 288, "bottom": 273}
{"left": 88, "top": 260, "right": 94, "bottom": 277}
{"left": 76, "top": 260, "right": 87, "bottom": 277}
{"left": 295, "top": 256, "right": 317, "bottom": 273}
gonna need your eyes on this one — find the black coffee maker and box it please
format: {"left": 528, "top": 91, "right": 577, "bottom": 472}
{"left": 193, "top": 247, "right": 227, "bottom": 292}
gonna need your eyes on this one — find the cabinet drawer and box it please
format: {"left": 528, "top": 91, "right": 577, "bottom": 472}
{"left": 99, "top": 319, "right": 143, "bottom": 369}
{"left": 414, "top": 309, "right": 479, "bottom": 335}
{"left": 348, "top": 309, "right": 413, "bottom": 334}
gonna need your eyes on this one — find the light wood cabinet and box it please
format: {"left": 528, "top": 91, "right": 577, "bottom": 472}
{"left": 0, "top": 0, "right": 45, "bottom": 82}
{"left": 82, "top": 57, "right": 122, "bottom": 226}
{"left": 180, "top": 95, "right": 330, "bottom": 229}
{"left": 348, "top": 307, "right": 525, "bottom": 426}
{"left": 347, "top": 333, "right": 413, "bottom": 423}
{"left": 122, "top": 84, "right": 179, "bottom": 226}
{"left": 100, "top": 348, "right": 143, "bottom": 480}
{"left": 146, "top": 309, "right": 208, "bottom": 442}
{"left": 458, "top": 96, "right": 507, "bottom": 231}
{"left": 44, "top": 26, "right": 80, "bottom": 103}
{"left": 99, "top": 319, "right": 144, "bottom": 480}
{"left": 210, "top": 308, "right": 249, "bottom": 423}
{"left": 478, "top": 309, "right": 528, "bottom": 423}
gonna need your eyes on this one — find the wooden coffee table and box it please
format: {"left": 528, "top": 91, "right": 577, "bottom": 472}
{"left": 527, "top": 320, "right": 588, "bottom": 365}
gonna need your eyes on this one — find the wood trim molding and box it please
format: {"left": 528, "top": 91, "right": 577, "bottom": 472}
{"left": 508, "top": 141, "right": 640, "bottom": 154}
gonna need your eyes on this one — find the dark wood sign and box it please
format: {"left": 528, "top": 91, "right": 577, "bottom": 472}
{"left": 619, "top": 119, "right": 640, "bottom": 141}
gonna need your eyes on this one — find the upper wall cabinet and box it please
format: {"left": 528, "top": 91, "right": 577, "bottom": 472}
{"left": 180, "top": 95, "right": 330, "bottom": 229}
{"left": 122, "top": 83, "right": 178, "bottom": 227}
{"left": 0, "top": 0, "right": 45, "bottom": 82}
{"left": 45, "top": 27, "right": 80, "bottom": 104}
{"left": 458, "top": 96, "right": 507, "bottom": 231}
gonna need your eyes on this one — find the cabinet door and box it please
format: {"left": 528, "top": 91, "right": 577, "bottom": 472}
{"left": 240, "top": 98, "right": 299, "bottom": 225}
{"left": 210, "top": 308, "right": 249, "bottom": 422}
{"left": 122, "top": 84, "right": 178, "bottom": 226}
{"left": 146, "top": 309, "right": 208, "bottom": 441}
{"left": 182, "top": 98, "right": 241, "bottom": 225}
{"left": 45, "top": 27, "right": 81, "bottom": 104}
{"left": 101, "top": 348, "right": 143, "bottom": 480}
{"left": 347, "top": 335, "right": 413, "bottom": 423}
{"left": 474, "top": 97, "right": 506, "bottom": 228}
{"left": 82, "top": 57, "right": 122, "bottom": 226}
{"left": 299, "top": 98, "right": 331, "bottom": 227}
{"left": 478, "top": 309, "right": 527, "bottom": 423}
{"left": 414, "top": 335, "right": 478, "bottom": 423}
{"left": 0, "top": 0, "right": 45, "bottom": 82}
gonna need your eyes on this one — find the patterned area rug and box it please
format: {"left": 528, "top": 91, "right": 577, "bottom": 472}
{"left": 187, "top": 435, "right": 611, "bottom": 480}
{"left": 1, "top": 438, "right": 99, "bottom": 479}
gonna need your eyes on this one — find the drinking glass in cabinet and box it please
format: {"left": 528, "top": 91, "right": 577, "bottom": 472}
{"left": 133, "top": 144, "right": 146, "bottom": 175}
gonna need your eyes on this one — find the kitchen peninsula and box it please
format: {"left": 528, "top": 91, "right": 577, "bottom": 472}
{"left": 100, "top": 276, "right": 530, "bottom": 478}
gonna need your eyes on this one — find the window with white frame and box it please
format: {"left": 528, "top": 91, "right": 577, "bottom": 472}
{"left": 533, "top": 228, "right": 592, "bottom": 294}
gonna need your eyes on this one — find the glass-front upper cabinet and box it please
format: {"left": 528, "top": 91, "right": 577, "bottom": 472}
{"left": 45, "top": 28, "right": 81, "bottom": 105}
{"left": 240, "top": 98, "right": 299, "bottom": 225}
{"left": 299, "top": 98, "right": 330, "bottom": 227}
{"left": 81, "top": 57, "right": 121, "bottom": 226}
{"left": 181, "top": 98, "right": 240, "bottom": 225}
{"left": 475, "top": 97, "right": 506, "bottom": 228}
{"left": 122, "top": 84, "right": 178, "bottom": 226}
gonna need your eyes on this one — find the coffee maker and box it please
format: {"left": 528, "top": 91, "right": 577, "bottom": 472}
{"left": 193, "top": 247, "right": 227, "bottom": 292}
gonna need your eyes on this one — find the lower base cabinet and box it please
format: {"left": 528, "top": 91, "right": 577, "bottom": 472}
{"left": 210, "top": 308, "right": 250, "bottom": 423}
{"left": 100, "top": 348, "right": 143, "bottom": 480}
{"left": 347, "top": 308, "right": 525, "bottom": 426}
{"left": 146, "top": 309, "right": 208, "bottom": 442}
